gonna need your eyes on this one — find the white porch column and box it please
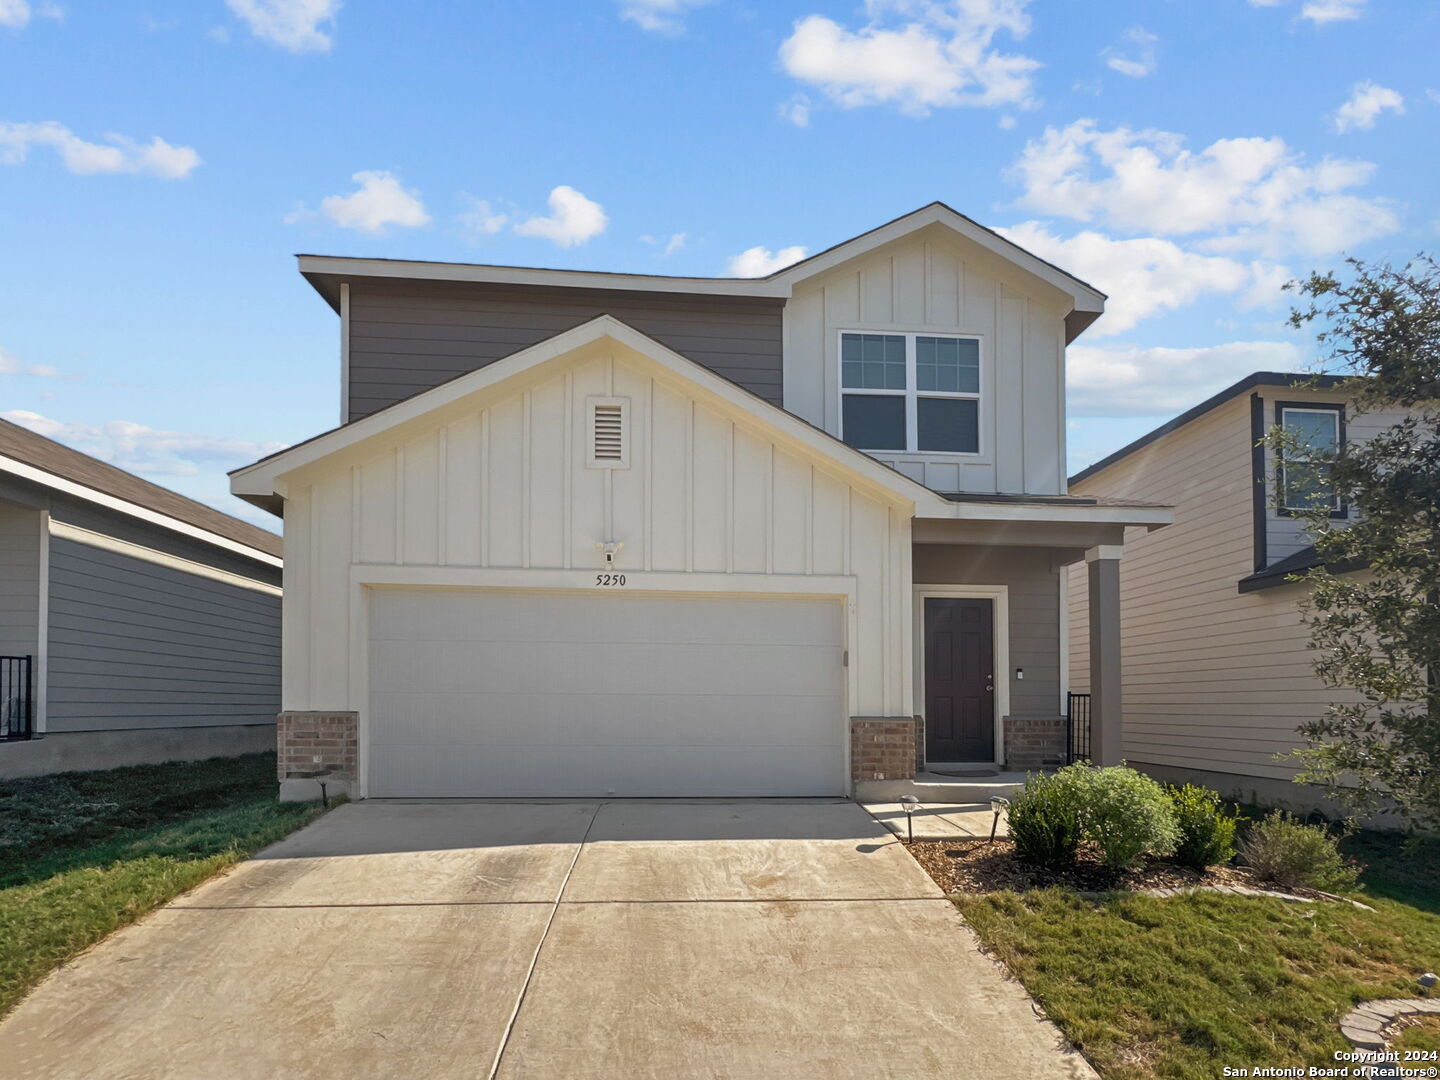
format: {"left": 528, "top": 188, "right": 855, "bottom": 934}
{"left": 1085, "top": 544, "right": 1124, "bottom": 766}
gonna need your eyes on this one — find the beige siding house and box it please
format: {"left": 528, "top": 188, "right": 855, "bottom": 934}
{"left": 233, "top": 203, "right": 1171, "bottom": 801}
{"left": 1067, "top": 373, "right": 1394, "bottom": 809}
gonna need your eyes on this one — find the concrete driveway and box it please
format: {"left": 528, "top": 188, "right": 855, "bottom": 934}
{"left": 0, "top": 799, "right": 1093, "bottom": 1080}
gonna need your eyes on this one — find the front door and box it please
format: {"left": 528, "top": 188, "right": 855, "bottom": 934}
{"left": 923, "top": 597, "right": 996, "bottom": 763}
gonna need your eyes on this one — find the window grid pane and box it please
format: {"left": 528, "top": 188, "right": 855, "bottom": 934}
{"left": 842, "top": 394, "right": 906, "bottom": 451}
{"left": 841, "top": 333, "right": 907, "bottom": 390}
{"left": 916, "top": 336, "right": 979, "bottom": 394}
{"left": 916, "top": 397, "right": 979, "bottom": 453}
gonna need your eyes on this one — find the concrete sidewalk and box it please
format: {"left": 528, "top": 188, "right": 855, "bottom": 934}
{"left": 865, "top": 800, "right": 1011, "bottom": 840}
{"left": 0, "top": 799, "right": 1090, "bottom": 1080}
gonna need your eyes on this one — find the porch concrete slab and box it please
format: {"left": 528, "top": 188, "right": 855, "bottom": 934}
{"left": 173, "top": 799, "right": 598, "bottom": 907}
{"left": 865, "top": 801, "right": 1008, "bottom": 839}
{"left": 0, "top": 902, "right": 550, "bottom": 1080}
{"left": 496, "top": 898, "right": 1094, "bottom": 1080}
{"left": 562, "top": 798, "right": 941, "bottom": 902}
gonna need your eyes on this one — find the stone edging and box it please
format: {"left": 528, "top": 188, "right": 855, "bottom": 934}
{"left": 1339, "top": 998, "right": 1440, "bottom": 1052}
{"left": 1140, "top": 884, "right": 1375, "bottom": 910}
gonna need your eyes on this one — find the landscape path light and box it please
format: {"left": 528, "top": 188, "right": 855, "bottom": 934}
{"left": 899, "top": 795, "right": 920, "bottom": 843}
{"left": 989, "top": 796, "right": 1009, "bottom": 843}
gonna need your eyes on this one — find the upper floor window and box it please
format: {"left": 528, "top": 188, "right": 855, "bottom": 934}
{"left": 1277, "top": 404, "right": 1344, "bottom": 514}
{"left": 839, "top": 332, "right": 981, "bottom": 454}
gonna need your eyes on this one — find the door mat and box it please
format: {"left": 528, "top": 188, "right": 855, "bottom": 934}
{"left": 926, "top": 768, "right": 1000, "bottom": 778}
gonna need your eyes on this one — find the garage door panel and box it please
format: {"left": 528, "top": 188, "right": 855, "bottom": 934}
{"left": 373, "top": 641, "right": 841, "bottom": 698}
{"left": 368, "top": 590, "right": 845, "bottom": 797}
{"left": 371, "top": 691, "right": 841, "bottom": 750}
{"left": 369, "top": 590, "right": 845, "bottom": 648}
{"left": 370, "top": 744, "right": 846, "bottom": 799}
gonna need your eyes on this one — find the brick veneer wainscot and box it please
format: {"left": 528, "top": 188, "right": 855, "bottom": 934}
{"left": 277, "top": 711, "right": 358, "bottom": 782}
{"left": 1004, "top": 715, "right": 1066, "bottom": 771}
{"left": 850, "top": 717, "right": 917, "bottom": 782}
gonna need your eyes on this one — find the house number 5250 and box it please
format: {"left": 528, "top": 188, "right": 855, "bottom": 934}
{"left": 595, "top": 573, "right": 627, "bottom": 587}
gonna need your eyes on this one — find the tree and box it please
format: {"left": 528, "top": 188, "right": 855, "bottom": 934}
{"left": 1273, "top": 256, "right": 1440, "bottom": 832}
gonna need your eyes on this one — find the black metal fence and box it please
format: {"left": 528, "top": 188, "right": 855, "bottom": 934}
{"left": 1065, "top": 691, "right": 1091, "bottom": 764}
{"left": 0, "top": 655, "right": 34, "bottom": 741}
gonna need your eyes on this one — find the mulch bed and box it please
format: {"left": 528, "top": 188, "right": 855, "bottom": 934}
{"left": 907, "top": 837, "right": 1281, "bottom": 895}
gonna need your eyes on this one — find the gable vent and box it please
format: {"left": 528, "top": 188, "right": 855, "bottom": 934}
{"left": 587, "top": 397, "right": 630, "bottom": 469}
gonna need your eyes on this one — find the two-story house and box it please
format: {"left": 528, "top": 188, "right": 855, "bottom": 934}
{"left": 231, "top": 203, "right": 1171, "bottom": 800}
{"left": 1065, "top": 372, "right": 1392, "bottom": 811}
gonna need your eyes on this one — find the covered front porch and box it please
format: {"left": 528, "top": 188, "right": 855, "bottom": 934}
{"left": 852, "top": 492, "right": 1170, "bottom": 800}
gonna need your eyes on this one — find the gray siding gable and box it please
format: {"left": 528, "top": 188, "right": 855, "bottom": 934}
{"left": 345, "top": 278, "right": 785, "bottom": 421}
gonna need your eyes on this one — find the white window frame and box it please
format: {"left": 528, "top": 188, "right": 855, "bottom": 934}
{"left": 1278, "top": 405, "right": 1342, "bottom": 514}
{"left": 836, "top": 330, "right": 983, "bottom": 456}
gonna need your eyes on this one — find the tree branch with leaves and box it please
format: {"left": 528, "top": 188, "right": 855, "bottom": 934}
{"left": 1270, "top": 256, "right": 1440, "bottom": 832}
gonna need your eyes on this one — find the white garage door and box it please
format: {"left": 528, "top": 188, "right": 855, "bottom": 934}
{"left": 367, "top": 589, "right": 846, "bottom": 797}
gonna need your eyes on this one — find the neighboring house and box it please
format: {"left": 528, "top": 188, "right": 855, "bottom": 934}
{"left": 1066, "top": 371, "right": 1398, "bottom": 810}
{"left": 231, "top": 202, "right": 1171, "bottom": 801}
{"left": 0, "top": 418, "right": 283, "bottom": 778}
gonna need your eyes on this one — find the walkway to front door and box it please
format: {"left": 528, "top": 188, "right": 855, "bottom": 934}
{"left": 0, "top": 800, "right": 1092, "bottom": 1079}
{"left": 924, "top": 596, "right": 997, "bottom": 762}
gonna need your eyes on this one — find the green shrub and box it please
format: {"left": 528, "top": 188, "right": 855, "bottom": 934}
{"left": 1237, "top": 810, "right": 1360, "bottom": 891}
{"left": 1073, "top": 764, "right": 1180, "bottom": 868}
{"left": 1167, "top": 784, "right": 1239, "bottom": 869}
{"left": 1007, "top": 770, "right": 1084, "bottom": 867}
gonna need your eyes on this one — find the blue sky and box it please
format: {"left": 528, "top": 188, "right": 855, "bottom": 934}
{"left": 1, "top": 0, "right": 1434, "bottom": 529}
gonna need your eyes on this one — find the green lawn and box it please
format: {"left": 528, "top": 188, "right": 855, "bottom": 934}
{"left": 954, "top": 832, "right": 1440, "bottom": 1080}
{"left": 0, "top": 753, "right": 329, "bottom": 1017}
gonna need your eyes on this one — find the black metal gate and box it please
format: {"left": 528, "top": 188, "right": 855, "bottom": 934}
{"left": 0, "top": 655, "right": 34, "bottom": 740}
{"left": 1065, "top": 691, "right": 1091, "bottom": 764}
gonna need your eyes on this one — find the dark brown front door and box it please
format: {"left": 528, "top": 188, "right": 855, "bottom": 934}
{"left": 924, "top": 597, "right": 995, "bottom": 762}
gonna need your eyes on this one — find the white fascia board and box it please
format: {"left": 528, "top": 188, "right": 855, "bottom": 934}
{"left": 915, "top": 499, "right": 1173, "bottom": 529}
{"left": 0, "top": 453, "right": 283, "bottom": 568}
{"left": 50, "top": 520, "right": 283, "bottom": 596}
{"left": 769, "top": 204, "right": 1106, "bottom": 315}
{"left": 298, "top": 255, "right": 790, "bottom": 298}
{"left": 232, "top": 314, "right": 938, "bottom": 511}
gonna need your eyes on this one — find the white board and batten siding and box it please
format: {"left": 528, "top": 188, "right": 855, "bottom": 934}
{"left": 783, "top": 229, "right": 1069, "bottom": 496}
{"left": 278, "top": 339, "right": 915, "bottom": 794}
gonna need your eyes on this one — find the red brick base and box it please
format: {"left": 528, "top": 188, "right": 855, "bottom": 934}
{"left": 850, "top": 717, "right": 918, "bottom": 782}
{"left": 1004, "top": 715, "right": 1067, "bottom": 771}
{"left": 277, "top": 711, "right": 358, "bottom": 783}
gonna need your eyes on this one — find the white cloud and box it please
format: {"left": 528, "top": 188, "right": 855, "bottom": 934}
{"left": 1009, "top": 119, "right": 1397, "bottom": 257}
{"left": 998, "top": 222, "right": 1288, "bottom": 337}
{"left": 457, "top": 195, "right": 508, "bottom": 238}
{"left": 778, "top": 0, "right": 1041, "bottom": 117}
{"left": 726, "top": 245, "right": 808, "bottom": 277}
{"left": 0, "top": 121, "right": 200, "bottom": 178}
{"left": 226, "top": 0, "right": 337, "bottom": 52}
{"left": 1333, "top": 81, "right": 1404, "bottom": 133}
{"left": 779, "top": 94, "right": 813, "bottom": 127}
{"left": 0, "top": 1, "right": 60, "bottom": 28}
{"left": 1068, "top": 340, "right": 1307, "bottom": 417}
{"left": 1300, "top": 0, "right": 1364, "bottom": 22}
{"left": 1, "top": 409, "right": 286, "bottom": 479}
{"left": 1102, "top": 26, "right": 1157, "bottom": 78}
{"left": 318, "top": 170, "right": 430, "bottom": 234}
{"left": 618, "top": 0, "right": 709, "bottom": 34}
{"left": 0, "top": 346, "right": 64, "bottom": 378}
{"left": 641, "top": 232, "right": 687, "bottom": 255}
{"left": 1249, "top": 0, "right": 1366, "bottom": 22}
{"left": 513, "top": 186, "right": 607, "bottom": 248}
